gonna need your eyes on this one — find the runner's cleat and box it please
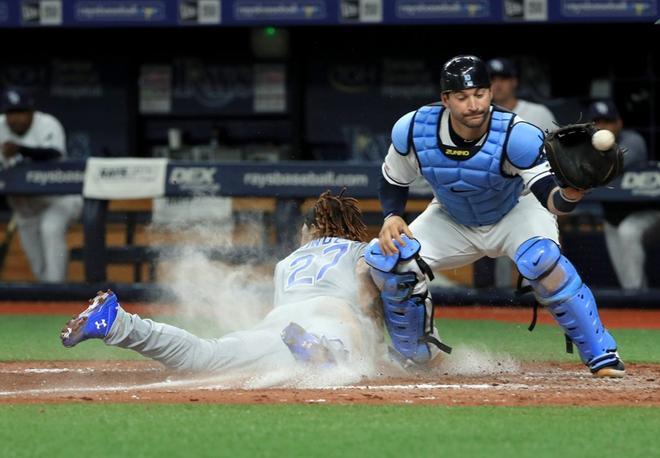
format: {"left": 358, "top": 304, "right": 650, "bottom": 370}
{"left": 60, "top": 290, "right": 120, "bottom": 348}
{"left": 281, "top": 322, "right": 337, "bottom": 366}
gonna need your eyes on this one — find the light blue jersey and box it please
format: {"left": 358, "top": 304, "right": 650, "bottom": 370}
{"left": 273, "top": 237, "right": 367, "bottom": 307}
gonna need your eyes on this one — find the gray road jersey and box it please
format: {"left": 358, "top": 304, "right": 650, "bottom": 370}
{"left": 273, "top": 237, "right": 367, "bottom": 307}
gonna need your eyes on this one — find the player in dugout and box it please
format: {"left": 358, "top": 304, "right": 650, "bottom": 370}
{"left": 0, "top": 87, "right": 82, "bottom": 283}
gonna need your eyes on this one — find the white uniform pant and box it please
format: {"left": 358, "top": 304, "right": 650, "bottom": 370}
{"left": 603, "top": 211, "right": 660, "bottom": 290}
{"left": 410, "top": 193, "right": 559, "bottom": 271}
{"left": 105, "top": 297, "right": 381, "bottom": 373}
{"left": 12, "top": 195, "right": 82, "bottom": 282}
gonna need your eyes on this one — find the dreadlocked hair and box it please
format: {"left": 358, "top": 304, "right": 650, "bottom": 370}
{"left": 310, "top": 189, "right": 368, "bottom": 242}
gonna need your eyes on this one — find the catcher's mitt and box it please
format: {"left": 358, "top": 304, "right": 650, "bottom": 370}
{"left": 544, "top": 123, "right": 625, "bottom": 190}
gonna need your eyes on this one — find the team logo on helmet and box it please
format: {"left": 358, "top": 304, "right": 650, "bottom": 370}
{"left": 594, "top": 102, "right": 609, "bottom": 115}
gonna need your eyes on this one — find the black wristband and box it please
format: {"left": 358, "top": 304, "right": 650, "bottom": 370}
{"left": 552, "top": 189, "right": 579, "bottom": 213}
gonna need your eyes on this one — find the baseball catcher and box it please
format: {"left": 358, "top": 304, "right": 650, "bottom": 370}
{"left": 376, "top": 55, "right": 626, "bottom": 377}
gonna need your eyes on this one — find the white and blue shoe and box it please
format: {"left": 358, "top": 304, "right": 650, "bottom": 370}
{"left": 60, "top": 290, "right": 120, "bottom": 348}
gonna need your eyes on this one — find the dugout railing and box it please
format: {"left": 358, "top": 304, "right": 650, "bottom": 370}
{"left": 0, "top": 159, "right": 658, "bottom": 306}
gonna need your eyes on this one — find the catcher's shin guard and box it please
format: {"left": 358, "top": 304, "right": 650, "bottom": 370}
{"left": 364, "top": 236, "right": 451, "bottom": 364}
{"left": 515, "top": 237, "right": 622, "bottom": 373}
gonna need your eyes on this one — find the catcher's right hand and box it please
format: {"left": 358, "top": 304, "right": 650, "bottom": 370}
{"left": 544, "top": 123, "right": 625, "bottom": 190}
{"left": 378, "top": 215, "right": 413, "bottom": 256}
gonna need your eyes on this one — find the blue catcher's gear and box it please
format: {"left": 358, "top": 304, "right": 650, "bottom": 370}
{"left": 515, "top": 237, "right": 624, "bottom": 376}
{"left": 413, "top": 105, "right": 520, "bottom": 226}
{"left": 364, "top": 235, "right": 451, "bottom": 364}
{"left": 391, "top": 110, "right": 415, "bottom": 154}
{"left": 390, "top": 105, "right": 544, "bottom": 226}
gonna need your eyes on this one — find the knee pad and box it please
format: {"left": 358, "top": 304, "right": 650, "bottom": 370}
{"left": 515, "top": 237, "right": 619, "bottom": 371}
{"left": 365, "top": 236, "right": 450, "bottom": 363}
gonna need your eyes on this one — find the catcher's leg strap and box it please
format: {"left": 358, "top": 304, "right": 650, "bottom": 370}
{"left": 364, "top": 236, "right": 451, "bottom": 363}
{"left": 514, "top": 237, "right": 619, "bottom": 372}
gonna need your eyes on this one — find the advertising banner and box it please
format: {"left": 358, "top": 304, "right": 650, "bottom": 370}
{"left": 83, "top": 158, "right": 168, "bottom": 199}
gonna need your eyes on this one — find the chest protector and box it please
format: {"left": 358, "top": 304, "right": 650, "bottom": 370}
{"left": 412, "top": 105, "right": 522, "bottom": 226}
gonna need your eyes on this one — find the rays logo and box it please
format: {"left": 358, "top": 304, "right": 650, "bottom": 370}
{"left": 303, "top": 5, "right": 319, "bottom": 18}
{"left": 143, "top": 6, "right": 156, "bottom": 19}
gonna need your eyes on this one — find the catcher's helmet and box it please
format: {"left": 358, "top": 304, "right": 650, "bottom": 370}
{"left": 440, "top": 55, "right": 491, "bottom": 93}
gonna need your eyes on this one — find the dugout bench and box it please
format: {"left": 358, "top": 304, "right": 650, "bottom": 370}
{"left": 68, "top": 197, "right": 279, "bottom": 282}
{"left": 69, "top": 197, "right": 430, "bottom": 283}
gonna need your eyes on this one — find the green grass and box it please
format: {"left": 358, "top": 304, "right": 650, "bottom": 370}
{"left": 0, "top": 315, "right": 145, "bottom": 361}
{"left": 0, "top": 404, "right": 658, "bottom": 458}
{"left": 2, "top": 316, "right": 659, "bottom": 458}
{"left": 1, "top": 314, "right": 659, "bottom": 363}
{"left": 439, "top": 319, "right": 660, "bottom": 363}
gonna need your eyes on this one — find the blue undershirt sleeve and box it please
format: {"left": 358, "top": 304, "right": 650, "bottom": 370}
{"left": 379, "top": 175, "right": 409, "bottom": 218}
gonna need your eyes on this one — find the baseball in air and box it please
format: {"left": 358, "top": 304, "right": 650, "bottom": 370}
{"left": 591, "top": 129, "right": 615, "bottom": 151}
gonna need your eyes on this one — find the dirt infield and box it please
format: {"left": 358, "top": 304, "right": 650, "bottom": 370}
{"left": 1, "top": 360, "right": 658, "bottom": 406}
{"left": 2, "top": 304, "right": 659, "bottom": 406}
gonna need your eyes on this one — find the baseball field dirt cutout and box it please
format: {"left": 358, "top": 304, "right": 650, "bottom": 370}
{"left": 1, "top": 304, "right": 659, "bottom": 405}
{"left": 1, "top": 360, "right": 659, "bottom": 406}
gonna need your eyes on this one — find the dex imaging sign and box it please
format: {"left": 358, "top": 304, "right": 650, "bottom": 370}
{"left": 168, "top": 166, "right": 221, "bottom": 194}
{"left": 621, "top": 170, "right": 660, "bottom": 197}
